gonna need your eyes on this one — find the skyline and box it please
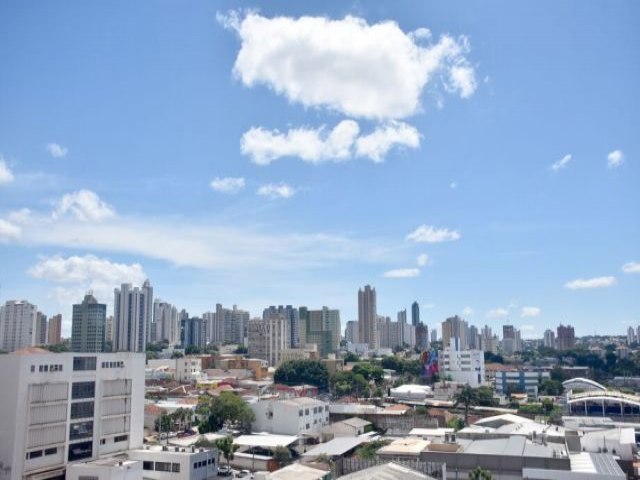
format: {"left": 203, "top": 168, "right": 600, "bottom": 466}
{"left": 0, "top": 1, "right": 639, "bottom": 339}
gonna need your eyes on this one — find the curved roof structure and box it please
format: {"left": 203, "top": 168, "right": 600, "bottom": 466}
{"left": 567, "top": 390, "right": 640, "bottom": 408}
{"left": 562, "top": 377, "right": 606, "bottom": 392}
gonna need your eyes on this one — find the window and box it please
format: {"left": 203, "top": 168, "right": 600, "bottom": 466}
{"left": 305, "top": 409, "right": 309, "bottom": 415}
{"left": 114, "top": 434, "right": 128, "bottom": 443}
{"left": 30, "top": 365, "right": 35, "bottom": 373}
{"left": 143, "top": 461, "right": 153, "bottom": 471}
{"left": 298, "top": 409, "right": 303, "bottom": 417}
{"left": 69, "top": 421, "right": 93, "bottom": 440}
{"left": 72, "top": 381, "right": 95, "bottom": 399}
{"left": 71, "top": 401, "right": 94, "bottom": 419}
{"left": 73, "top": 356, "right": 97, "bottom": 371}
{"left": 100, "top": 439, "right": 106, "bottom": 445}
{"left": 172, "top": 463, "right": 180, "bottom": 473}
{"left": 44, "top": 447, "right": 57, "bottom": 456}
{"left": 155, "top": 462, "right": 171, "bottom": 472}
{"left": 78, "top": 476, "right": 99, "bottom": 480}
{"left": 27, "top": 450, "right": 43, "bottom": 459}
{"left": 68, "top": 441, "right": 92, "bottom": 461}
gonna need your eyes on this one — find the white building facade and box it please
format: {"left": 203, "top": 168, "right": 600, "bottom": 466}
{"left": 250, "top": 397, "right": 329, "bottom": 438}
{"left": 0, "top": 351, "right": 145, "bottom": 480}
{"left": 439, "top": 339, "right": 485, "bottom": 387}
{"left": 0, "top": 299, "right": 37, "bottom": 352}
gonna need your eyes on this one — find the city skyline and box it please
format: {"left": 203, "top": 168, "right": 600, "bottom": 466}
{"left": 0, "top": 1, "right": 639, "bottom": 339}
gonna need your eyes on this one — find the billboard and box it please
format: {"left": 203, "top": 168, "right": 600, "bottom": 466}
{"left": 421, "top": 349, "right": 439, "bottom": 378}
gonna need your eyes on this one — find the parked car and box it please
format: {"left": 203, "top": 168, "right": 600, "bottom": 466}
{"left": 217, "top": 466, "right": 233, "bottom": 477}
{"left": 235, "top": 470, "right": 253, "bottom": 479}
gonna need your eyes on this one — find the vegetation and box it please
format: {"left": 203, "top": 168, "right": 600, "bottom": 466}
{"left": 197, "top": 391, "right": 255, "bottom": 434}
{"left": 171, "top": 351, "right": 184, "bottom": 359}
{"left": 272, "top": 446, "right": 293, "bottom": 467}
{"left": 483, "top": 352, "right": 504, "bottom": 364}
{"left": 379, "top": 356, "right": 422, "bottom": 377}
{"left": 355, "top": 440, "right": 387, "bottom": 459}
{"left": 351, "top": 362, "right": 384, "bottom": 384}
{"left": 274, "top": 359, "right": 329, "bottom": 391}
{"left": 447, "top": 417, "right": 465, "bottom": 431}
{"left": 154, "top": 408, "right": 193, "bottom": 433}
{"left": 43, "top": 343, "right": 70, "bottom": 353}
{"left": 343, "top": 352, "right": 361, "bottom": 363}
{"left": 453, "top": 385, "right": 479, "bottom": 425}
{"left": 538, "top": 378, "right": 563, "bottom": 396}
{"left": 469, "top": 466, "right": 492, "bottom": 480}
{"left": 330, "top": 371, "right": 370, "bottom": 398}
{"left": 215, "top": 436, "right": 239, "bottom": 470}
{"left": 475, "top": 386, "right": 497, "bottom": 407}
{"left": 184, "top": 344, "right": 219, "bottom": 355}
{"left": 234, "top": 345, "right": 248, "bottom": 354}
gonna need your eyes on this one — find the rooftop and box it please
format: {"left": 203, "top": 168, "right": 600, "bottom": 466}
{"left": 234, "top": 434, "right": 298, "bottom": 448}
{"left": 336, "top": 462, "right": 437, "bottom": 480}
{"left": 377, "top": 437, "right": 430, "bottom": 456}
{"left": 267, "top": 463, "right": 328, "bottom": 480}
{"left": 302, "top": 437, "right": 367, "bottom": 458}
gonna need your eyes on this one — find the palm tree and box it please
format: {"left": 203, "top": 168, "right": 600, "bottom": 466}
{"left": 453, "top": 385, "right": 479, "bottom": 425}
{"left": 215, "top": 436, "right": 239, "bottom": 471}
{"left": 469, "top": 466, "right": 492, "bottom": 480}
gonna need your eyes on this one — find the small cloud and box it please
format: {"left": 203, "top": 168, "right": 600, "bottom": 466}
{"left": 257, "top": 183, "right": 296, "bottom": 199}
{"left": 383, "top": 268, "right": 420, "bottom": 278}
{"left": 422, "top": 303, "right": 435, "bottom": 309}
{"left": 407, "top": 224, "right": 460, "bottom": 243}
{"left": 0, "top": 218, "right": 21, "bottom": 241}
{"left": 607, "top": 150, "right": 624, "bottom": 168}
{"left": 210, "top": 177, "right": 246, "bottom": 194}
{"left": 520, "top": 306, "right": 541, "bottom": 318}
{"left": 485, "top": 308, "right": 509, "bottom": 318}
{"left": 450, "top": 182, "right": 457, "bottom": 189}
{"left": 462, "top": 306, "right": 474, "bottom": 316}
{"left": 46, "top": 143, "right": 68, "bottom": 158}
{"left": 0, "top": 155, "right": 15, "bottom": 184}
{"left": 550, "top": 154, "right": 572, "bottom": 172}
{"left": 622, "top": 262, "right": 640, "bottom": 274}
{"left": 564, "top": 276, "right": 616, "bottom": 290}
{"left": 448, "top": 65, "right": 477, "bottom": 99}
{"left": 53, "top": 190, "right": 116, "bottom": 222}
{"left": 417, "top": 253, "right": 430, "bottom": 266}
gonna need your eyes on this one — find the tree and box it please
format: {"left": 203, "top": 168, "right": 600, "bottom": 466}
{"left": 476, "top": 386, "right": 496, "bottom": 407}
{"left": 343, "top": 352, "right": 360, "bottom": 363}
{"left": 351, "top": 363, "right": 384, "bottom": 384}
{"left": 272, "top": 446, "right": 292, "bottom": 467}
{"left": 154, "top": 412, "right": 173, "bottom": 433}
{"left": 355, "top": 440, "right": 387, "bottom": 459}
{"left": 234, "top": 345, "right": 248, "bottom": 354}
{"left": 171, "top": 407, "right": 192, "bottom": 432}
{"left": 185, "top": 345, "right": 202, "bottom": 355}
{"left": 330, "top": 371, "right": 369, "bottom": 398}
{"left": 539, "top": 379, "right": 563, "bottom": 396}
{"left": 453, "top": 385, "right": 479, "bottom": 425}
{"left": 171, "top": 351, "right": 184, "bottom": 359}
{"left": 274, "top": 360, "right": 329, "bottom": 391}
{"left": 198, "top": 391, "right": 255, "bottom": 434}
{"left": 447, "top": 417, "right": 465, "bottom": 431}
{"left": 469, "top": 466, "right": 492, "bottom": 480}
{"left": 215, "top": 436, "right": 239, "bottom": 470}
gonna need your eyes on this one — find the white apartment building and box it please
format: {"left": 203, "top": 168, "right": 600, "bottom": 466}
{"left": 0, "top": 299, "right": 37, "bottom": 352}
{"left": 250, "top": 397, "right": 329, "bottom": 438}
{"left": 248, "top": 316, "right": 290, "bottom": 366}
{"left": 0, "top": 350, "right": 145, "bottom": 480}
{"left": 175, "top": 356, "right": 203, "bottom": 383}
{"left": 439, "top": 339, "right": 485, "bottom": 387}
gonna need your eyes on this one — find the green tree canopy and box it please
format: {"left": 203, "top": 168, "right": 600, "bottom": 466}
{"left": 197, "top": 391, "right": 255, "bottom": 434}
{"left": 453, "top": 385, "right": 480, "bottom": 425}
{"left": 352, "top": 363, "right": 384, "bottom": 384}
{"left": 215, "top": 436, "right": 239, "bottom": 469}
{"left": 274, "top": 359, "right": 329, "bottom": 391}
{"left": 330, "top": 371, "right": 369, "bottom": 398}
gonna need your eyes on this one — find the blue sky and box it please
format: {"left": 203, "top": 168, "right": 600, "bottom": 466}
{"left": 0, "top": 1, "right": 638, "bottom": 338}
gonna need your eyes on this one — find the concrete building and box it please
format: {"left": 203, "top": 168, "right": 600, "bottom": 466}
{"left": 0, "top": 350, "right": 145, "bottom": 480}
{"left": 48, "top": 314, "right": 63, "bottom": 345}
{"left": 441, "top": 316, "right": 468, "bottom": 350}
{"left": 502, "top": 325, "right": 522, "bottom": 354}
{"left": 175, "top": 356, "right": 203, "bottom": 383}
{"left": 180, "top": 317, "right": 204, "bottom": 349}
{"left": 248, "top": 316, "right": 291, "bottom": 366}
{"left": 0, "top": 299, "right": 37, "bottom": 352}
{"left": 495, "top": 369, "right": 551, "bottom": 397}
{"left": 72, "top": 293, "right": 107, "bottom": 353}
{"left": 556, "top": 324, "right": 576, "bottom": 351}
{"left": 439, "top": 339, "right": 485, "bottom": 387}
{"left": 345, "top": 321, "right": 358, "bottom": 344}
{"left": 36, "top": 311, "right": 48, "bottom": 345}
{"left": 250, "top": 396, "right": 329, "bottom": 438}
{"left": 358, "top": 285, "right": 378, "bottom": 350}
{"left": 299, "top": 307, "right": 341, "bottom": 358}
{"left": 153, "top": 300, "right": 180, "bottom": 346}
{"left": 430, "top": 329, "right": 437, "bottom": 343}
{"left": 113, "top": 281, "right": 153, "bottom": 353}
{"left": 411, "top": 301, "right": 420, "bottom": 327}
{"left": 543, "top": 329, "right": 556, "bottom": 349}
{"left": 264, "top": 305, "right": 299, "bottom": 348}
{"left": 415, "top": 323, "right": 430, "bottom": 350}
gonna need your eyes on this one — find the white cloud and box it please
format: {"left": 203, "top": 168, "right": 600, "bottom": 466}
{"left": 46, "top": 143, "right": 68, "bottom": 158}
{"left": 383, "top": 268, "right": 420, "bottom": 278}
{"left": 551, "top": 154, "right": 572, "bottom": 171}
{"left": 520, "top": 306, "right": 541, "bottom": 318}
{"left": 407, "top": 224, "right": 460, "bottom": 243}
{"left": 416, "top": 253, "right": 430, "bottom": 266}
{"left": 28, "top": 254, "right": 145, "bottom": 305}
{"left": 224, "top": 12, "right": 476, "bottom": 120}
{"left": 257, "top": 183, "right": 296, "bottom": 199}
{"left": 622, "top": 262, "right": 640, "bottom": 274}
{"left": 485, "top": 308, "right": 509, "bottom": 318}
{"left": 565, "top": 276, "right": 616, "bottom": 290}
{"left": 0, "top": 218, "right": 21, "bottom": 241}
{"left": 450, "top": 182, "right": 457, "bottom": 189}
{"left": 355, "top": 121, "right": 420, "bottom": 162}
{"left": 0, "top": 155, "right": 15, "bottom": 184}
{"left": 607, "top": 150, "right": 624, "bottom": 168}
{"left": 241, "top": 120, "right": 419, "bottom": 164}
{"left": 210, "top": 177, "right": 246, "bottom": 194}
{"left": 53, "top": 190, "right": 116, "bottom": 222}
{"left": 462, "top": 306, "right": 474, "bottom": 316}
{"left": 7, "top": 208, "right": 32, "bottom": 224}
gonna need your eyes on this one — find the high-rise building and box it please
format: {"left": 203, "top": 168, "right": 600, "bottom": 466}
{"left": 481, "top": 325, "right": 498, "bottom": 353}
{"left": 47, "top": 314, "right": 62, "bottom": 345}
{"left": 358, "top": 285, "right": 378, "bottom": 349}
{"left": 543, "top": 329, "right": 556, "bottom": 349}
{"left": 439, "top": 338, "right": 485, "bottom": 387}
{"left": 468, "top": 325, "right": 479, "bottom": 349}
{"left": 35, "top": 311, "right": 48, "bottom": 345}
{"left": 411, "top": 301, "right": 420, "bottom": 326}
{"left": 113, "top": 281, "right": 153, "bottom": 353}
{"left": 299, "top": 306, "right": 341, "bottom": 357}
{"left": 248, "top": 316, "right": 290, "bottom": 366}
{"left": 153, "top": 300, "right": 179, "bottom": 346}
{"left": 430, "top": 328, "right": 438, "bottom": 343}
{"left": 345, "top": 320, "right": 359, "bottom": 343}
{"left": 0, "top": 350, "right": 144, "bottom": 479}
{"left": 0, "top": 300, "right": 37, "bottom": 352}
{"left": 71, "top": 293, "right": 107, "bottom": 353}
{"left": 264, "top": 305, "right": 299, "bottom": 348}
{"left": 556, "top": 324, "right": 575, "bottom": 351}
{"left": 626, "top": 326, "right": 637, "bottom": 346}
{"left": 180, "top": 317, "right": 204, "bottom": 349}
{"left": 501, "top": 324, "right": 522, "bottom": 354}
{"left": 415, "top": 323, "right": 429, "bottom": 350}
{"left": 442, "top": 315, "right": 468, "bottom": 350}
{"left": 231, "top": 305, "right": 250, "bottom": 345}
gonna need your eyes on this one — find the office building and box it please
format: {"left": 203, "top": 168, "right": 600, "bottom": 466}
{"left": 431, "top": 328, "right": 438, "bottom": 343}
{"left": 299, "top": 306, "right": 341, "bottom": 358}
{"left": 248, "top": 316, "right": 291, "bottom": 366}
{"left": 264, "top": 305, "right": 299, "bottom": 348}
{"left": 442, "top": 315, "right": 468, "bottom": 350}
{"left": 48, "top": 314, "right": 63, "bottom": 345}
{"left": 0, "top": 300, "right": 37, "bottom": 352}
{"left": 0, "top": 350, "right": 144, "bottom": 480}
{"left": 153, "top": 300, "right": 180, "bottom": 346}
{"left": 71, "top": 293, "right": 107, "bottom": 353}
{"left": 250, "top": 397, "right": 329, "bottom": 438}
{"left": 411, "top": 301, "right": 420, "bottom": 326}
{"left": 35, "top": 311, "right": 48, "bottom": 345}
{"left": 415, "top": 323, "right": 429, "bottom": 350}
{"left": 543, "top": 329, "right": 556, "bottom": 349}
{"left": 502, "top": 324, "right": 522, "bottom": 354}
{"left": 358, "top": 285, "right": 378, "bottom": 349}
{"left": 345, "top": 320, "right": 358, "bottom": 343}
{"left": 495, "top": 369, "right": 551, "bottom": 397}
{"left": 113, "top": 281, "right": 153, "bottom": 353}
{"left": 439, "top": 338, "right": 485, "bottom": 387}
{"left": 556, "top": 324, "right": 575, "bottom": 351}
{"left": 468, "top": 325, "right": 479, "bottom": 349}
{"left": 180, "top": 317, "right": 204, "bottom": 349}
